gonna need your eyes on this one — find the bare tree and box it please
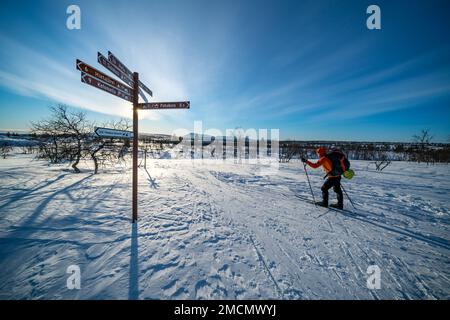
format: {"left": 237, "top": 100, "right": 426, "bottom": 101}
{"left": 31, "top": 118, "right": 61, "bottom": 164}
{"left": 414, "top": 129, "right": 433, "bottom": 145}
{"left": 31, "top": 104, "right": 89, "bottom": 172}
{"left": 87, "top": 118, "right": 132, "bottom": 174}
{"left": 279, "top": 142, "right": 301, "bottom": 163}
{"left": 54, "top": 105, "right": 89, "bottom": 172}
{"left": 87, "top": 134, "right": 105, "bottom": 174}
{"left": 0, "top": 142, "right": 12, "bottom": 159}
{"left": 413, "top": 129, "right": 433, "bottom": 164}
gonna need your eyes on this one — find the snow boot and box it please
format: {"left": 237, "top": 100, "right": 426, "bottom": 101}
{"left": 330, "top": 203, "right": 343, "bottom": 210}
{"left": 315, "top": 201, "right": 328, "bottom": 208}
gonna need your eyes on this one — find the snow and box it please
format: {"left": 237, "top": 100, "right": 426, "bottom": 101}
{"left": 0, "top": 153, "right": 449, "bottom": 299}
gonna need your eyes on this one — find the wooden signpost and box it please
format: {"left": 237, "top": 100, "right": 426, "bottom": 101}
{"left": 76, "top": 51, "right": 190, "bottom": 223}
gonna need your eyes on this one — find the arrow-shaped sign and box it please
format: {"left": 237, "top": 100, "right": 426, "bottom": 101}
{"left": 81, "top": 72, "right": 133, "bottom": 102}
{"left": 76, "top": 59, "right": 133, "bottom": 95}
{"left": 108, "top": 51, "right": 153, "bottom": 97}
{"left": 139, "top": 88, "right": 148, "bottom": 103}
{"left": 98, "top": 52, "right": 134, "bottom": 88}
{"left": 137, "top": 101, "right": 190, "bottom": 109}
{"left": 108, "top": 51, "right": 133, "bottom": 79}
{"left": 94, "top": 127, "right": 133, "bottom": 139}
{"left": 138, "top": 81, "right": 153, "bottom": 98}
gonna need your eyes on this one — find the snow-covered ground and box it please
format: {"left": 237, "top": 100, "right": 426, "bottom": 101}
{"left": 0, "top": 153, "right": 449, "bottom": 299}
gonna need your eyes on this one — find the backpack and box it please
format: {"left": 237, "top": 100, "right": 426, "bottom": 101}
{"left": 325, "top": 149, "right": 350, "bottom": 177}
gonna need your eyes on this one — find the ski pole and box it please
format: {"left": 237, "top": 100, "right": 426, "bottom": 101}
{"left": 303, "top": 163, "right": 317, "bottom": 206}
{"left": 341, "top": 184, "right": 356, "bottom": 209}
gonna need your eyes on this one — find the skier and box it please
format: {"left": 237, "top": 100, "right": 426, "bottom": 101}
{"left": 301, "top": 147, "right": 344, "bottom": 209}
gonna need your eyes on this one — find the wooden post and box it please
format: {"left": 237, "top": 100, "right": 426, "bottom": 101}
{"left": 144, "top": 149, "right": 147, "bottom": 170}
{"left": 132, "top": 72, "right": 139, "bottom": 223}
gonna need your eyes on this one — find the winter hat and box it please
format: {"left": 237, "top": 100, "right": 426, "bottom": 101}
{"left": 316, "top": 147, "right": 327, "bottom": 157}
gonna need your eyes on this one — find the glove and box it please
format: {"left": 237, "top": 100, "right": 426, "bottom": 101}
{"left": 301, "top": 157, "right": 307, "bottom": 163}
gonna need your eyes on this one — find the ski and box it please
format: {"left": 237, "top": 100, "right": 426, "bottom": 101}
{"left": 294, "top": 194, "right": 355, "bottom": 215}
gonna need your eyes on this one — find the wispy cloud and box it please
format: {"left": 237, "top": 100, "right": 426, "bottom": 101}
{"left": 222, "top": 38, "right": 372, "bottom": 119}
{"left": 0, "top": 35, "right": 160, "bottom": 120}
{"left": 307, "top": 54, "right": 450, "bottom": 122}
{"left": 236, "top": 46, "right": 450, "bottom": 123}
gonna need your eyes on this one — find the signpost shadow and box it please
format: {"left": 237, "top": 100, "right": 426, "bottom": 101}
{"left": 128, "top": 222, "right": 139, "bottom": 300}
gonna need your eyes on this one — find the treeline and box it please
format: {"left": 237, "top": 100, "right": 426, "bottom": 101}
{"left": 4, "top": 131, "right": 21, "bottom": 137}
{"left": 279, "top": 139, "right": 450, "bottom": 164}
{"left": 191, "top": 136, "right": 450, "bottom": 164}
{"left": 2, "top": 105, "right": 448, "bottom": 167}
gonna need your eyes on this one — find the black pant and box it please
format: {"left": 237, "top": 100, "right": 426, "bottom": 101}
{"left": 321, "top": 177, "right": 343, "bottom": 206}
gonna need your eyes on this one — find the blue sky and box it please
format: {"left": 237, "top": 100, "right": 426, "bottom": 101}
{"left": 0, "top": 0, "right": 449, "bottom": 142}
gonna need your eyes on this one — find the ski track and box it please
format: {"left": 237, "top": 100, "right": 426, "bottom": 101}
{"left": 0, "top": 155, "right": 449, "bottom": 299}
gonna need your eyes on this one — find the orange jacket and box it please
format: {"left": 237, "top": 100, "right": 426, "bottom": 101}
{"left": 306, "top": 156, "right": 338, "bottom": 178}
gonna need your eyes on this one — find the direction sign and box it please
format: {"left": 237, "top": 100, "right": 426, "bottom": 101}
{"left": 76, "top": 59, "right": 133, "bottom": 95}
{"left": 138, "top": 101, "right": 190, "bottom": 109}
{"left": 108, "top": 51, "right": 133, "bottom": 79}
{"left": 108, "top": 51, "right": 153, "bottom": 97}
{"left": 97, "top": 52, "right": 134, "bottom": 88}
{"left": 139, "top": 88, "right": 149, "bottom": 103}
{"left": 81, "top": 72, "right": 133, "bottom": 102}
{"left": 95, "top": 127, "right": 133, "bottom": 139}
{"left": 138, "top": 80, "right": 153, "bottom": 98}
